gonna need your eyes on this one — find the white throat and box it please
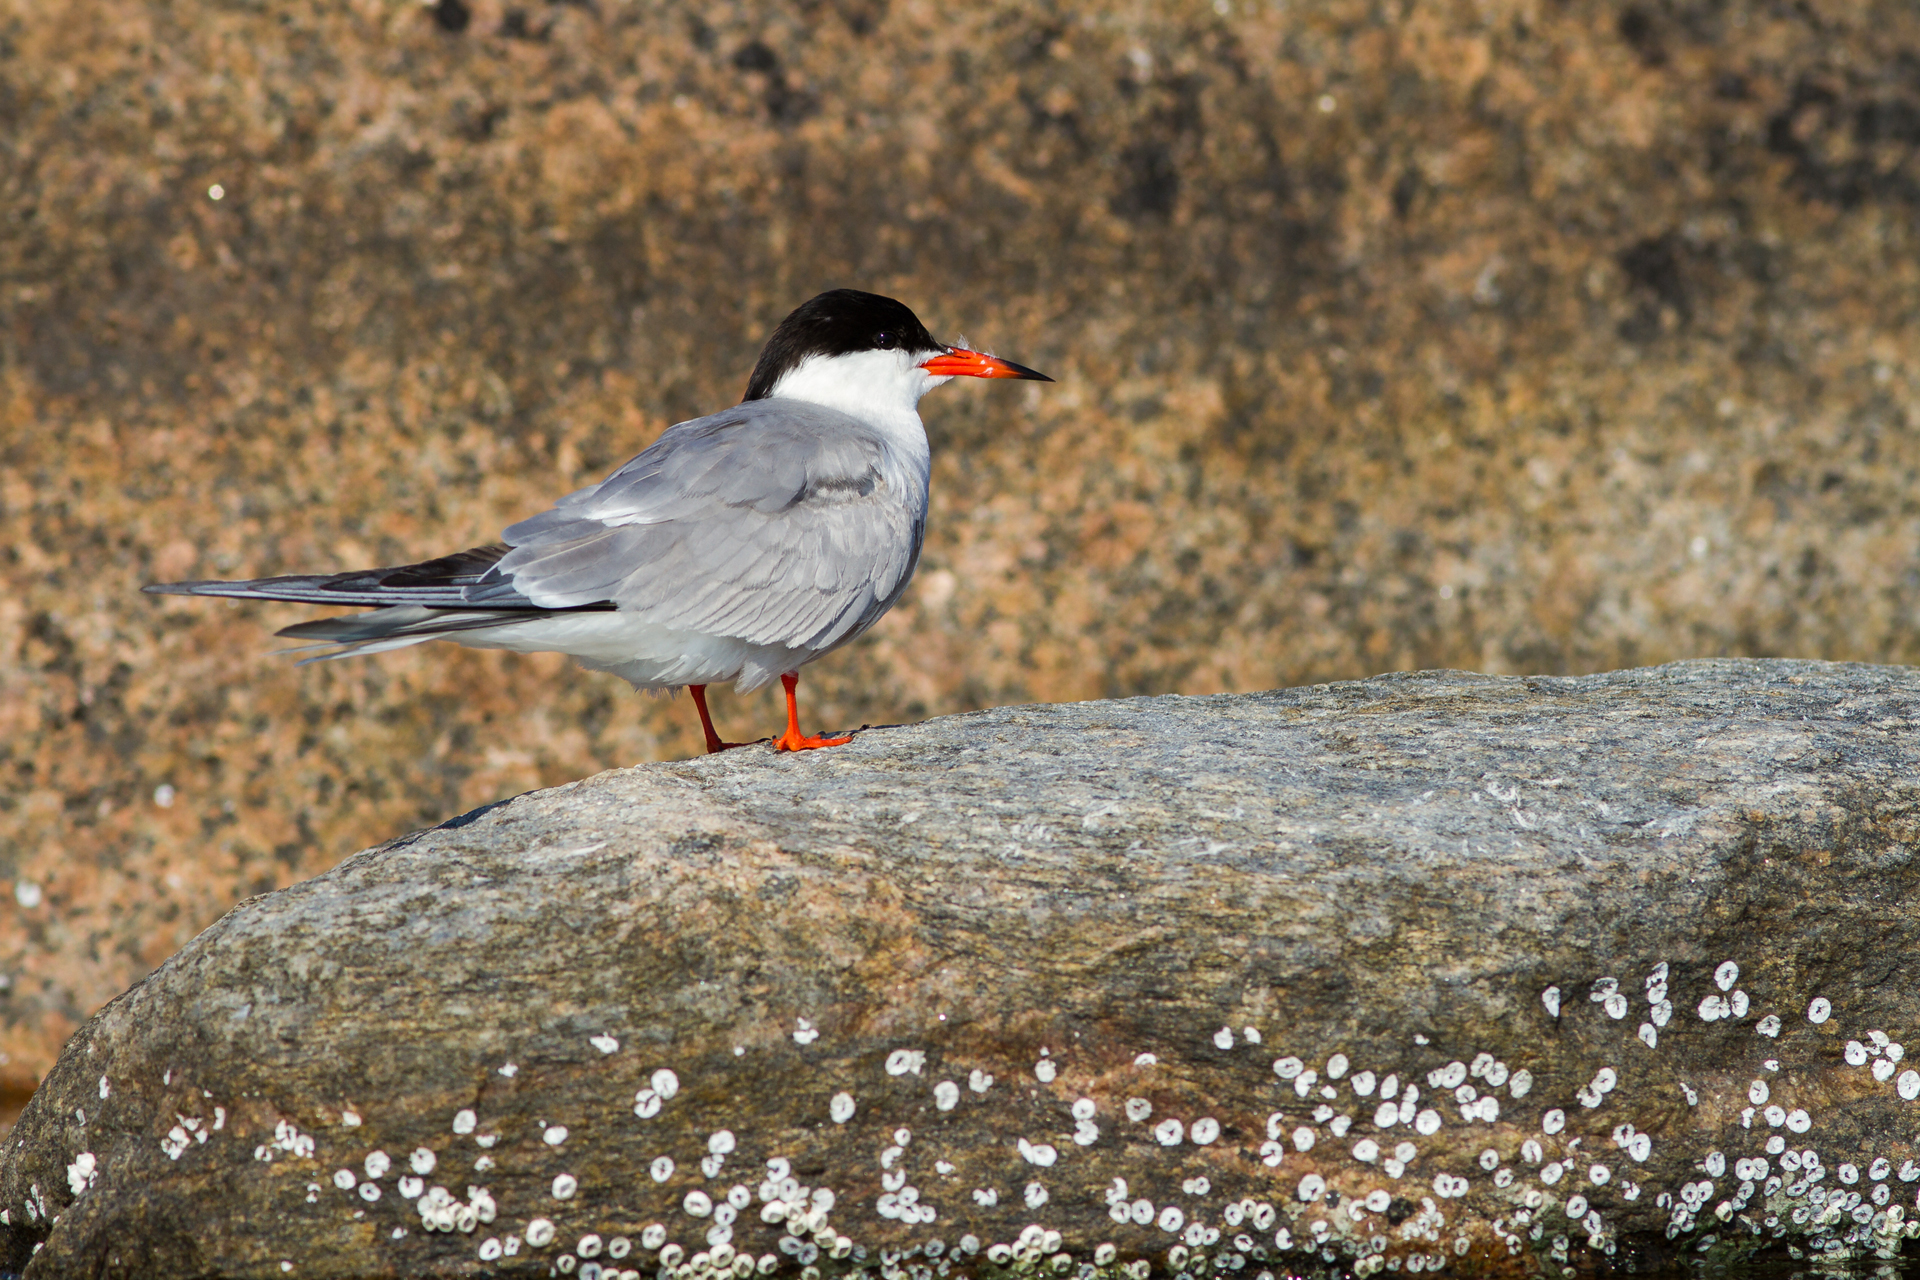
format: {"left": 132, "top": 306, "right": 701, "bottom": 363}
{"left": 764, "top": 348, "right": 949, "bottom": 444}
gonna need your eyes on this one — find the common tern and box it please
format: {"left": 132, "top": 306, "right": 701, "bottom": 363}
{"left": 147, "top": 289, "right": 1050, "bottom": 753}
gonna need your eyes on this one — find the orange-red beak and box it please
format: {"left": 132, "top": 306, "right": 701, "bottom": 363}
{"left": 919, "top": 347, "right": 1052, "bottom": 381}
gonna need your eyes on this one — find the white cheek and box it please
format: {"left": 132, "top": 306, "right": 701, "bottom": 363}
{"left": 768, "top": 350, "right": 939, "bottom": 425}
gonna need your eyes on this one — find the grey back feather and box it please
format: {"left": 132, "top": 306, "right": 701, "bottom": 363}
{"left": 486, "top": 399, "right": 927, "bottom": 652}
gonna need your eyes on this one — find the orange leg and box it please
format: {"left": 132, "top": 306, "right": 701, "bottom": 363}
{"left": 771, "top": 671, "right": 852, "bottom": 752}
{"left": 688, "top": 685, "right": 751, "bottom": 755}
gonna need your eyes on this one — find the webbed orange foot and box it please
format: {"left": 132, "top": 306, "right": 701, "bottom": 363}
{"left": 770, "top": 672, "right": 852, "bottom": 752}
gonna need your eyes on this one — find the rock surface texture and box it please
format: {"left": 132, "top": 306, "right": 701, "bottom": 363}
{"left": 9, "top": 0, "right": 1920, "bottom": 1107}
{"left": 6, "top": 659, "right": 1920, "bottom": 1278}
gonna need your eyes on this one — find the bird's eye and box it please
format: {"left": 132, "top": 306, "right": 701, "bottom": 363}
{"left": 873, "top": 331, "right": 896, "bottom": 350}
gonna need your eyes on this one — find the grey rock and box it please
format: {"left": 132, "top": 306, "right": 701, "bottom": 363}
{"left": 5, "top": 658, "right": 1920, "bottom": 1278}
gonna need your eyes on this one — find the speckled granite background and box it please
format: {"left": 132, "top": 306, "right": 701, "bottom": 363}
{"left": 3, "top": 0, "right": 1919, "bottom": 1121}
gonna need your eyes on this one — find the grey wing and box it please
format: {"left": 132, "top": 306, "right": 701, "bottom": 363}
{"left": 484, "top": 401, "right": 926, "bottom": 651}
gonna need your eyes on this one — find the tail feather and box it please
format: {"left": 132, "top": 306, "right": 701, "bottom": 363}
{"left": 146, "top": 546, "right": 616, "bottom": 663}
{"left": 273, "top": 605, "right": 569, "bottom": 664}
{"left": 274, "top": 606, "right": 579, "bottom": 667}
{"left": 276, "top": 633, "right": 440, "bottom": 664}
{"left": 275, "top": 605, "right": 554, "bottom": 643}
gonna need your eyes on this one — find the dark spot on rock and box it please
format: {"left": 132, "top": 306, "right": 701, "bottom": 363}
{"left": 1617, "top": 232, "right": 1690, "bottom": 341}
{"left": 1387, "top": 1196, "right": 1415, "bottom": 1225}
{"left": 1022, "top": 21, "right": 1065, "bottom": 64}
{"left": 1619, "top": 234, "right": 1685, "bottom": 308}
{"left": 1765, "top": 77, "right": 1920, "bottom": 209}
{"left": 1767, "top": 79, "right": 1836, "bottom": 157}
{"left": 1855, "top": 97, "right": 1920, "bottom": 149}
{"left": 1112, "top": 141, "right": 1178, "bottom": 219}
{"left": 732, "top": 41, "right": 780, "bottom": 74}
{"left": 669, "top": 832, "right": 726, "bottom": 858}
{"left": 1391, "top": 167, "right": 1419, "bottom": 218}
{"left": 757, "top": 874, "right": 799, "bottom": 902}
{"left": 764, "top": 80, "right": 813, "bottom": 125}
{"left": 730, "top": 42, "right": 811, "bottom": 123}
{"left": 430, "top": 0, "right": 469, "bottom": 33}
{"left": 1616, "top": 7, "right": 1665, "bottom": 66}
{"left": 835, "top": 0, "right": 887, "bottom": 37}
{"left": 26, "top": 611, "right": 77, "bottom": 675}
{"left": 458, "top": 102, "right": 507, "bottom": 142}
{"left": 499, "top": 9, "right": 542, "bottom": 40}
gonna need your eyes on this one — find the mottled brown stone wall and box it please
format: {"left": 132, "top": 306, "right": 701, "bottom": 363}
{"left": 4, "top": 0, "right": 1920, "bottom": 1115}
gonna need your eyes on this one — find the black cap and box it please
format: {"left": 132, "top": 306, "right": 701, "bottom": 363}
{"left": 743, "top": 290, "right": 942, "bottom": 402}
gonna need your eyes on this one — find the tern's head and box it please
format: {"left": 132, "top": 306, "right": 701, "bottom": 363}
{"left": 744, "top": 289, "right": 1050, "bottom": 422}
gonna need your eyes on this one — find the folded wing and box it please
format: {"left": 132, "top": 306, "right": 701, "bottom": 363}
{"left": 149, "top": 545, "right": 536, "bottom": 608}
{"left": 488, "top": 401, "right": 925, "bottom": 653}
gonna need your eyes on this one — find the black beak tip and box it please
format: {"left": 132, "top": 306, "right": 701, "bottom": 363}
{"left": 1010, "top": 360, "right": 1054, "bottom": 382}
